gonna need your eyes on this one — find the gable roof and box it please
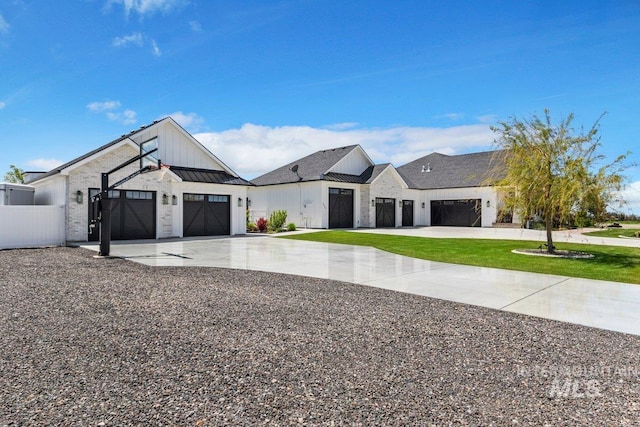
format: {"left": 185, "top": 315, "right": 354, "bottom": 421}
{"left": 28, "top": 117, "right": 244, "bottom": 184}
{"left": 251, "top": 145, "right": 363, "bottom": 186}
{"left": 397, "top": 150, "right": 506, "bottom": 190}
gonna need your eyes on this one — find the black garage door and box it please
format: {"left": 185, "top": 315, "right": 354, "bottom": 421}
{"left": 402, "top": 200, "right": 414, "bottom": 226}
{"left": 376, "top": 198, "right": 396, "bottom": 228}
{"left": 329, "top": 188, "right": 354, "bottom": 228}
{"left": 88, "top": 189, "right": 156, "bottom": 241}
{"left": 183, "top": 194, "right": 230, "bottom": 237}
{"left": 431, "top": 199, "right": 481, "bottom": 227}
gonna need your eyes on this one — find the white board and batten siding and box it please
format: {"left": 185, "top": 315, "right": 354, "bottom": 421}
{"left": 329, "top": 148, "right": 372, "bottom": 175}
{"left": 0, "top": 205, "right": 66, "bottom": 249}
{"left": 132, "top": 121, "right": 224, "bottom": 171}
{"left": 249, "top": 182, "right": 325, "bottom": 229}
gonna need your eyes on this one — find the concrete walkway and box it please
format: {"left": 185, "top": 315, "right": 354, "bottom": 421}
{"left": 82, "top": 229, "right": 640, "bottom": 336}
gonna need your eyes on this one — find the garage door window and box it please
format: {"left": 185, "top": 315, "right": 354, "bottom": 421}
{"left": 208, "top": 195, "right": 229, "bottom": 203}
{"left": 126, "top": 191, "right": 153, "bottom": 200}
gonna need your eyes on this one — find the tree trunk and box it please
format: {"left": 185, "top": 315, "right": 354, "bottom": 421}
{"left": 545, "top": 214, "right": 554, "bottom": 254}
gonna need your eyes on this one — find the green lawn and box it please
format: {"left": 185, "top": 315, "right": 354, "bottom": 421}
{"left": 583, "top": 228, "right": 640, "bottom": 238}
{"left": 280, "top": 231, "right": 640, "bottom": 284}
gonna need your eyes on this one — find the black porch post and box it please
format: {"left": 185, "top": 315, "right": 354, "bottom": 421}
{"left": 99, "top": 172, "right": 112, "bottom": 256}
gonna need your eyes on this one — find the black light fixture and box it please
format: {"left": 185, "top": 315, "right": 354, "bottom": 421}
{"left": 172, "top": 195, "right": 177, "bottom": 205}
{"left": 238, "top": 197, "right": 243, "bottom": 207}
{"left": 247, "top": 198, "right": 251, "bottom": 207}
{"left": 162, "top": 193, "right": 169, "bottom": 205}
{"left": 371, "top": 199, "right": 375, "bottom": 207}
{"left": 421, "top": 202, "right": 425, "bottom": 208}
{"left": 399, "top": 200, "right": 402, "bottom": 207}
{"left": 76, "top": 190, "right": 83, "bottom": 204}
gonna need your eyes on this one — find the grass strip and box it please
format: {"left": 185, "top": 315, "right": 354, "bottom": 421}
{"left": 280, "top": 231, "right": 640, "bottom": 285}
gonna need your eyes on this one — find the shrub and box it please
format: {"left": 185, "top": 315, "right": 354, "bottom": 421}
{"left": 268, "top": 210, "right": 287, "bottom": 232}
{"left": 256, "top": 217, "right": 268, "bottom": 232}
{"left": 246, "top": 222, "right": 257, "bottom": 232}
{"left": 286, "top": 222, "right": 296, "bottom": 231}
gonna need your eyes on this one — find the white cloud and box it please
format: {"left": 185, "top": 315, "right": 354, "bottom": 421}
{"left": 87, "top": 100, "right": 136, "bottom": 125}
{"left": 0, "top": 13, "right": 9, "bottom": 34}
{"left": 476, "top": 114, "right": 498, "bottom": 124}
{"left": 0, "top": 101, "right": 6, "bottom": 110}
{"left": 434, "top": 113, "right": 464, "bottom": 121}
{"left": 26, "top": 158, "right": 64, "bottom": 171}
{"left": 166, "top": 111, "right": 204, "bottom": 132}
{"left": 618, "top": 181, "right": 640, "bottom": 215}
{"left": 189, "top": 20, "right": 201, "bottom": 32}
{"left": 112, "top": 32, "right": 144, "bottom": 47}
{"left": 107, "top": 0, "right": 187, "bottom": 17}
{"left": 86, "top": 100, "right": 121, "bottom": 113}
{"left": 151, "top": 39, "right": 161, "bottom": 56}
{"left": 194, "top": 123, "right": 494, "bottom": 179}
{"left": 106, "top": 109, "right": 137, "bottom": 125}
{"left": 324, "top": 122, "right": 359, "bottom": 131}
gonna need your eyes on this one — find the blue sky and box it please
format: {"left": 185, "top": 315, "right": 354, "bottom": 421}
{"left": 1, "top": 0, "right": 639, "bottom": 213}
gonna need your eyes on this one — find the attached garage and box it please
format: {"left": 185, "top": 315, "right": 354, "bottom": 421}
{"left": 88, "top": 189, "right": 156, "bottom": 241}
{"left": 328, "top": 188, "right": 354, "bottom": 228}
{"left": 183, "top": 193, "right": 230, "bottom": 237}
{"left": 376, "top": 198, "right": 396, "bottom": 228}
{"left": 431, "top": 199, "right": 481, "bottom": 227}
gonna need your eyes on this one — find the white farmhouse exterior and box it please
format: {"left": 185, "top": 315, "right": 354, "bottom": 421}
{"left": 28, "top": 117, "right": 251, "bottom": 243}
{"left": 248, "top": 146, "right": 508, "bottom": 229}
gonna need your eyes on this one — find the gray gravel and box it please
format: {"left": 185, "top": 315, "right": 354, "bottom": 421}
{"left": 1, "top": 247, "right": 639, "bottom": 426}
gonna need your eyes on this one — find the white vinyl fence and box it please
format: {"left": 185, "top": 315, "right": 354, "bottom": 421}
{"left": 0, "top": 205, "right": 66, "bottom": 249}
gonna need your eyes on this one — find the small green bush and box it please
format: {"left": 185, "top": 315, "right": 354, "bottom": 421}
{"left": 268, "top": 210, "right": 287, "bottom": 232}
{"left": 287, "top": 222, "right": 296, "bottom": 231}
{"left": 247, "top": 222, "right": 257, "bottom": 232}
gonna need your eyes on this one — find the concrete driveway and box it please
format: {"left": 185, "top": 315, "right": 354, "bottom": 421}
{"left": 83, "top": 230, "right": 640, "bottom": 336}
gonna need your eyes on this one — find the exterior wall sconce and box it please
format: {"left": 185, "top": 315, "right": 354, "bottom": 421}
{"left": 172, "top": 195, "right": 177, "bottom": 205}
{"left": 162, "top": 193, "right": 169, "bottom": 205}
{"left": 486, "top": 200, "right": 490, "bottom": 208}
{"left": 421, "top": 202, "right": 425, "bottom": 208}
{"left": 371, "top": 199, "right": 375, "bottom": 207}
{"left": 76, "top": 190, "right": 83, "bottom": 204}
{"left": 238, "top": 197, "right": 243, "bottom": 207}
{"left": 247, "top": 198, "right": 251, "bottom": 207}
{"left": 399, "top": 200, "right": 403, "bottom": 207}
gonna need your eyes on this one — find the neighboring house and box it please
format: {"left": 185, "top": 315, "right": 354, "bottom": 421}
{"left": 249, "top": 146, "right": 508, "bottom": 229}
{"left": 27, "top": 117, "right": 252, "bottom": 243}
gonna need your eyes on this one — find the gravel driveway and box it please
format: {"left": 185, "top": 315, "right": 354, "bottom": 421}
{"left": 1, "top": 247, "right": 639, "bottom": 426}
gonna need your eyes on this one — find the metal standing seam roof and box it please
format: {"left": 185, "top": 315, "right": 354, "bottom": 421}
{"left": 169, "top": 167, "right": 253, "bottom": 186}
{"left": 396, "top": 150, "right": 507, "bottom": 190}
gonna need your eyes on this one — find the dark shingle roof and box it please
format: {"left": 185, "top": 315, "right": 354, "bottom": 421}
{"left": 170, "top": 167, "right": 253, "bottom": 186}
{"left": 397, "top": 150, "right": 506, "bottom": 190}
{"left": 251, "top": 145, "right": 361, "bottom": 186}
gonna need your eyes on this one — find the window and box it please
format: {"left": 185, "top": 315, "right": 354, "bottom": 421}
{"left": 140, "top": 137, "right": 159, "bottom": 169}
